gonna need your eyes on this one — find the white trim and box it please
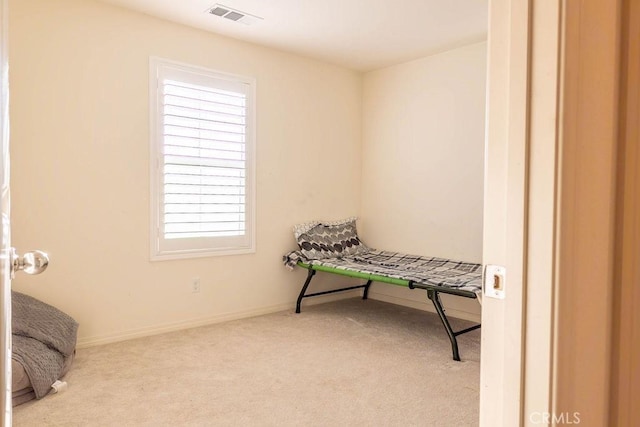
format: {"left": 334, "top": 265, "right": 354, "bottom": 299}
{"left": 480, "top": 0, "right": 531, "bottom": 425}
{"left": 367, "top": 291, "right": 481, "bottom": 323}
{"left": 150, "top": 246, "right": 255, "bottom": 261}
{"left": 149, "top": 57, "right": 256, "bottom": 261}
{"left": 76, "top": 291, "right": 359, "bottom": 348}
{"left": 522, "top": 0, "right": 562, "bottom": 420}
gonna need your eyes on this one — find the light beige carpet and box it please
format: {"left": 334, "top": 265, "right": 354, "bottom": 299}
{"left": 13, "top": 298, "right": 480, "bottom": 426}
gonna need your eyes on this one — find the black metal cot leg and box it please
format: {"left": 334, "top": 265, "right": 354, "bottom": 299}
{"left": 362, "top": 280, "right": 372, "bottom": 300}
{"left": 427, "top": 289, "right": 461, "bottom": 361}
{"left": 296, "top": 271, "right": 374, "bottom": 313}
{"left": 296, "top": 269, "right": 316, "bottom": 314}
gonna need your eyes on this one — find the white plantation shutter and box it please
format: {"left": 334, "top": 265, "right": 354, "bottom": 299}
{"left": 150, "top": 58, "right": 255, "bottom": 259}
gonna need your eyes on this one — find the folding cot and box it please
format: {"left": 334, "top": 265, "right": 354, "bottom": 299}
{"left": 283, "top": 218, "right": 483, "bottom": 361}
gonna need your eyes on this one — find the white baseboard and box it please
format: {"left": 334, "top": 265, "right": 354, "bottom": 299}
{"left": 77, "top": 289, "right": 477, "bottom": 348}
{"left": 367, "top": 290, "right": 482, "bottom": 323}
{"left": 77, "top": 290, "right": 360, "bottom": 348}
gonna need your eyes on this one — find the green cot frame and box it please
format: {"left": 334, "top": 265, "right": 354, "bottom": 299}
{"left": 295, "top": 261, "right": 481, "bottom": 361}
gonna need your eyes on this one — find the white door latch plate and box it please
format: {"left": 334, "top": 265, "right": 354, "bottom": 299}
{"left": 484, "top": 264, "right": 506, "bottom": 299}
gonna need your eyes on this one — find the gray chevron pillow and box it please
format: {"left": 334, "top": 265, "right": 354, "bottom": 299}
{"left": 295, "top": 218, "right": 369, "bottom": 260}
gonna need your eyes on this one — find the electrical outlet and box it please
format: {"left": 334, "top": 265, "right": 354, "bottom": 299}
{"left": 191, "top": 277, "right": 201, "bottom": 293}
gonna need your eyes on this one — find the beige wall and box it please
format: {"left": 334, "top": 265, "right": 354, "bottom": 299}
{"left": 361, "top": 43, "right": 486, "bottom": 321}
{"left": 8, "top": 0, "right": 363, "bottom": 345}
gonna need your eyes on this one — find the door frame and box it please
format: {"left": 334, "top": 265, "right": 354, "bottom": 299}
{"left": 610, "top": 0, "right": 640, "bottom": 424}
{"left": 480, "top": 0, "right": 532, "bottom": 424}
{"left": 481, "top": 0, "right": 623, "bottom": 425}
{"left": 552, "top": 1, "right": 620, "bottom": 424}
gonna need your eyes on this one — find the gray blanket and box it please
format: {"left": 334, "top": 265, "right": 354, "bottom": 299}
{"left": 284, "top": 249, "right": 483, "bottom": 295}
{"left": 12, "top": 292, "right": 78, "bottom": 399}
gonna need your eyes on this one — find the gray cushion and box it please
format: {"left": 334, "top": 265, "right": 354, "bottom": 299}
{"left": 296, "top": 218, "right": 368, "bottom": 260}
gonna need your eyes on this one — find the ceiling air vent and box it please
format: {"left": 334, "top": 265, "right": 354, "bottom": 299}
{"left": 206, "top": 4, "right": 263, "bottom": 25}
{"left": 209, "top": 6, "right": 229, "bottom": 17}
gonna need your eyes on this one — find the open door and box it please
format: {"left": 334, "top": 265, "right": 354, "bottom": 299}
{"left": 1, "top": 1, "right": 50, "bottom": 424}
{"left": 1, "top": 0, "right": 12, "bottom": 423}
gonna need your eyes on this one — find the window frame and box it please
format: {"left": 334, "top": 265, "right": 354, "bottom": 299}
{"left": 149, "top": 57, "right": 256, "bottom": 261}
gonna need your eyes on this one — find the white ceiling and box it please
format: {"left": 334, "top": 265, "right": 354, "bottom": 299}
{"left": 99, "top": 0, "right": 488, "bottom": 71}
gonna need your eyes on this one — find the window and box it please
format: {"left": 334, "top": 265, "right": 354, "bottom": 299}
{"left": 150, "top": 58, "right": 255, "bottom": 260}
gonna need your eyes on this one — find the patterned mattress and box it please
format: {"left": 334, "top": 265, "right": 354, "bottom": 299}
{"left": 284, "top": 249, "right": 482, "bottom": 296}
